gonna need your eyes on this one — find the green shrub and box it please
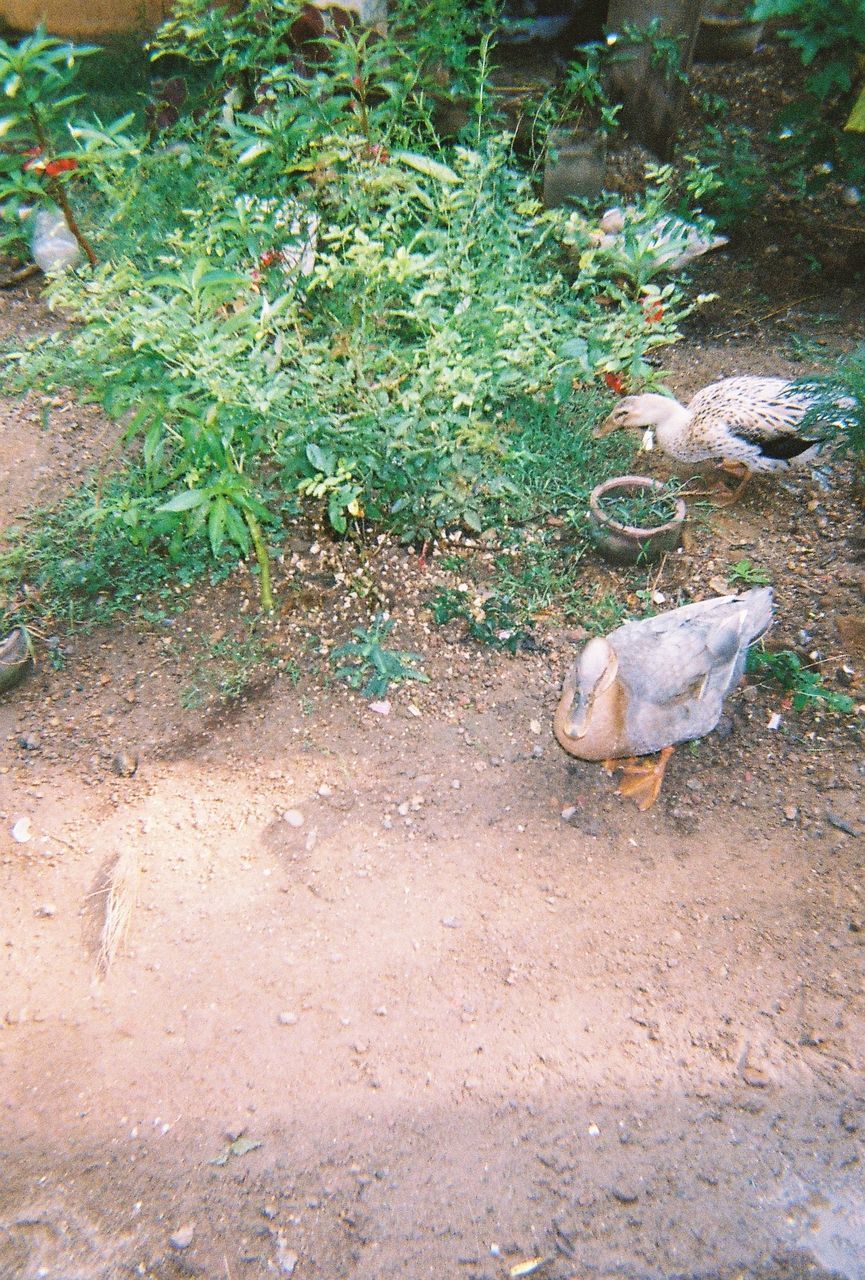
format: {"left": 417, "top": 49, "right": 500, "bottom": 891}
{"left": 750, "top": 0, "right": 865, "bottom": 191}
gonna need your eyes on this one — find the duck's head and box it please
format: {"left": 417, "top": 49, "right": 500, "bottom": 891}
{"left": 593, "top": 393, "right": 678, "bottom": 439}
{"left": 556, "top": 636, "right": 619, "bottom": 741}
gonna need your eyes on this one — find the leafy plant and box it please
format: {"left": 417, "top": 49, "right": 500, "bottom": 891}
{"left": 558, "top": 164, "right": 718, "bottom": 391}
{"left": 747, "top": 647, "right": 856, "bottom": 714}
{"left": 0, "top": 25, "right": 137, "bottom": 265}
{"left": 330, "top": 613, "right": 428, "bottom": 697}
{"left": 427, "top": 586, "right": 528, "bottom": 652}
{"left": 681, "top": 125, "right": 768, "bottom": 231}
{"left": 728, "top": 558, "right": 772, "bottom": 585}
{"left": 3, "top": 0, "right": 717, "bottom": 622}
{"left": 522, "top": 41, "right": 622, "bottom": 163}
{"left": 607, "top": 17, "right": 689, "bottom": 84}
{"left": 750, "top": 0, "right": 865, "bottom": 191}
{"left": 793, "top": 344, "right": 865, "bottom": 458}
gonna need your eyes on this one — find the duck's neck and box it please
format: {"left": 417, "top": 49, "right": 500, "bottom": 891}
{"left": 648, "top": 397, "right": 691, "bottom": 453}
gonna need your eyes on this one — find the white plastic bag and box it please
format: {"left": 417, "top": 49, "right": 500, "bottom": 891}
{"left": 31, "top": 208, "right": 81, "bottom": 273}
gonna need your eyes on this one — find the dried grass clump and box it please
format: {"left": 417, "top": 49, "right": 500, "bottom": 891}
{"left": 96, "top": 847, "right": 141, "bottom": 975}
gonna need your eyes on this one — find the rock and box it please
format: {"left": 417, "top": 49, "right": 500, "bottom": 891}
{"left": 0, "top": 629, "right": 33, "bottom": 695}
{"left": 170, "top": 1223, "right": 195, "bottom": 1250}
{"left": 112, "top": 750, "right": 139, "bottom": 777}
{"left": 783, "top": 805, "right": 799, "bottom": 822}
{"left": 277, "top": 1011, "right": 298, "bottom": 1026}
{"left": 275, "top": 1237, "right": 298, "bottom": 1275}
{"left": 610, "top": 1185, "right": 639, "bottom": 1204}
{"left": 18, "top": 733, "right": 40, "bottom": 751}
{"left": 11, "top": 817, "right": 32, "bottom": 844}
{"left": 368, "top": 700, "right": 391, "bottom": 715}
{"left": 283, "top": 809, "right": 304, "bottom": 828}
{"left": 34, "top": 903, "right": 56, "bottom": 918}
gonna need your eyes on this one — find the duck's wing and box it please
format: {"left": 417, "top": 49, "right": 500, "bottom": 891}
{"left": 687, "top": 378, "right": 815, "bottom": 452}
{"left": 610, "top": 590, "right": 773, "bottom": 753}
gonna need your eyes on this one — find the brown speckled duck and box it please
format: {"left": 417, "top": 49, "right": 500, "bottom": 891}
{"left": 554, "top": 589, "right": 773, "bottom": 810}
{"left": 594, "top": 376, "right": 835, "bottom": 501}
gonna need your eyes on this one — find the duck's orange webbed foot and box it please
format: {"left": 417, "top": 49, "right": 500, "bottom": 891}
{"left": 709, "top": 462, "right": 753, "bottom": 507}
{"left": 604, "top": 746, "right": 675, "bottom": 811}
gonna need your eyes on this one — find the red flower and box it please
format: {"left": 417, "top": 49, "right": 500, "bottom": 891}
{"left": 603, "top": 371, "right": 626, "bottom": 395}
{"left": 259, "top": 248, "right": 281, "bottom": 268}
{"left": 23, "top": 150, "right": 79, "bottom": 176}
{"left": 642, "top": 298, "right": 664, "bottom": 325}
{"left": 44, "top": 157, "right": 79, "bottom": 177}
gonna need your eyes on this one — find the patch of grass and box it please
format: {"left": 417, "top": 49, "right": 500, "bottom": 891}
{"left": 597, "top": 486, "right": 680, "bottom": 528}
{"left": 784, "top": 333, "right": 829, "bottom": 364}
{"left": 492, "top": 538, "right": 586, "bottom": 622}
{"left": 181, "top": 631, "right": 279, "bottom": 708}
{"left": 0, "top": 475, "right": 225, "bottom": 633}
{"left": 499, "top": 390, "right": 631, "bottom": 526}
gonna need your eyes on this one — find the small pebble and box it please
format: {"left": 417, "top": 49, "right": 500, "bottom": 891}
{"left": 18, "top": 733, "right": 40, "bottom": 751}
{"left": 11, "top": 817, "right": 32, "bottom": 844}
{"left": 34, "top": 903, "right": 56, "bottom": 918}
{"left": 170, "top": 1223, "right": 195, "bottom": 1250}
{"left": 283, "top": 809, "right": 304, "bottom": 828}
{"left": 277, "top": 1011, "right": 298, "bottom": 1026}
{"left": 368, "top": 700, "right": 391, "bottom": 715}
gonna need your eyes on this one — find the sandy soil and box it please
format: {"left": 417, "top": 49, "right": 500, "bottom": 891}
{"left": 2, "top": 57, "right": 865, "bottom": 1280}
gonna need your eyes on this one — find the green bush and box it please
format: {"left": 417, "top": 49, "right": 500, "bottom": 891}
{"left": 3, "top": 6, "right": 718, "bottom": 618}
{"left": 750, "top": 0, "right": 865, "bottom": 191}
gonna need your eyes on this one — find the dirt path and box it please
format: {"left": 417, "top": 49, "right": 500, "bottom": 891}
{"left": 2, "top": 274, "right": 864, "bottom": 1279}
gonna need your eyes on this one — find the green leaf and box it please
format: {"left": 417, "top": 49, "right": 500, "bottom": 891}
{"left": 237, "top": 140, "right": 271, "bottom": 165}
{"left": 306, "top": 442, "right": 333, "bottom": 474}
{"left": 328, "top": 490, "right": 347, "bottom": 533}
{"left": 208, "top": 495, "right": 228, "bottom": 556}
{"left": 393, "top": 151, "right": 460, "bottom": 184}
{"left": 224, "top": 501, "right": 251, "bottom": 553}
{"left": 158, "top": 488, "right": 208, "bottom": 512}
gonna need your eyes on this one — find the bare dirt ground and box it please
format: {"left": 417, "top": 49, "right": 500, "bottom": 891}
{"left": 2, "top": 58, "right": 865, "bottom": 1280}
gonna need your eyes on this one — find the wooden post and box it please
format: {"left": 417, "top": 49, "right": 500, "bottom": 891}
{"left": 605, "top": 0, "right": 703, "bottom": 159}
